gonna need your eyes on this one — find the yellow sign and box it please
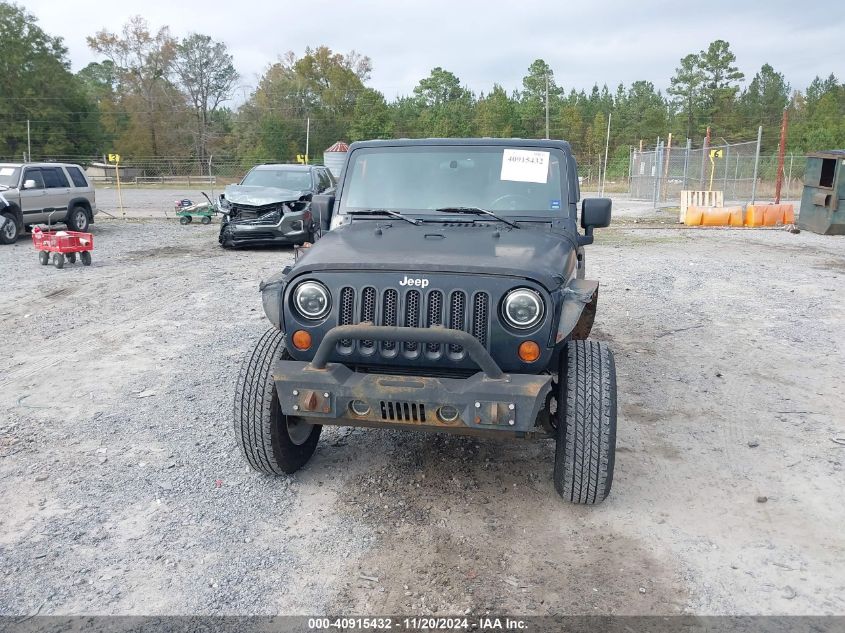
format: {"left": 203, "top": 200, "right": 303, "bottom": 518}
{"left": 108, "top": 153, "right": 121, "bottom": 163}
{"left": 296, "top": 154, "right": 308, "bottom": 164}
{"left": 709, "top": 149, "right": 723, "bottom": 159}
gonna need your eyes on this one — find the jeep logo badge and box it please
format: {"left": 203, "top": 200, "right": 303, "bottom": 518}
{"left": 399, "top": 275, "right": 429, "bottom": 288}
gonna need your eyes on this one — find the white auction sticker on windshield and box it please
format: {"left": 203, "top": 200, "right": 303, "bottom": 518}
{"left": 0, "top": 168, "right": 14, "bottom": 176}
{"left": 500, "top": 149, "right": 549, "bottom": 183}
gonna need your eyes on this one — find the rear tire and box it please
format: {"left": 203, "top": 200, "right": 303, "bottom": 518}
{"left": 80, "top": 251, "right": 92, "bottom": 266}
{"left": 39, "top": 251, "right": 49, "bottom": 265}
{"left": 179, "top": 216, "right": 190, "bottom": 225}
{"left": 554, "top": 339, "right": 617, "bottom": 504}
{"left": 234, "top": 328, "right": 322, "bottom": 475}
{"left": 201, "top": 215, "right": 211, "bottom": 225}
{"left": 67, "top": 206, "right": 89, "bottom": 232}
{"left": 67, "top": 253, "right": 77, "bottom": 264}
{"left": 0, "top": 212, "right": 19, "bottom": 244}
{"left": 53, "top": 253, "right": 65, "bottom": 269}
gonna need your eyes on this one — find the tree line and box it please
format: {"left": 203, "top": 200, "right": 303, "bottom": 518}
{"left": 2, "top": 2, "right": 844, "bottom": 178}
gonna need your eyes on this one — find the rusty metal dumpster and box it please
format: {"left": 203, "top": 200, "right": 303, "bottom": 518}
{"left": 798, "top": 150, "right": 845, "bottom": 235}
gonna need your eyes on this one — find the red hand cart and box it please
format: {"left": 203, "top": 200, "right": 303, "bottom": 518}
{"left": 32, "top": 226, "right": 94, "bottom": 269}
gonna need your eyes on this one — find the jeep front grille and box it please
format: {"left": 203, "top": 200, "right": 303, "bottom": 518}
{"left": 449, "top": 291, "right": 466, "bottom": 354}
{"left": 360, "top": 287, "right": 377, "bottom": 350}
{"left": 382, "top": 289, "right": 398, "bottom": 352}
{"left": 334, "top": 286, "right": 490, "bottom": 361}
{"left": 472, "top": 293, "right": 489, "bottom": 348}
{"left": 426, "top": 290, "right": 443, "bottom": 354}
{"left": 338, "top": 287, "right": 355, "bottom": 350}
{"left": 404, "top": 290, "right": 420, "bottom": 354}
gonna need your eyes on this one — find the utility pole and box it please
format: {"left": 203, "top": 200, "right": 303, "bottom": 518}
{"left": 26, "top": 120, "right": 31, "bottom": 162}
{"left": 774, "top": 107, "right": 789, "bottom": 204}
{"left": 544, "top": 72, "right": 550, "bottom": 140}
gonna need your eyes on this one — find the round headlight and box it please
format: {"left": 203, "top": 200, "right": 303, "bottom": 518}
{"left": 293, "top": 281, "right": 331, "bottom": 319}
{"left": 502, "top": 288, "right": 544, "bottom": 330}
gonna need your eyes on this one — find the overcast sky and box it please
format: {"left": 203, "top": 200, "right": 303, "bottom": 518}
{"left": 25, "top": 0, "right": 845, "bottom": 101}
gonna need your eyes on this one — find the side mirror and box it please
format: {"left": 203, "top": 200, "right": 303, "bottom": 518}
{"left": 579, "top": 198, "right": 612, "bottom": 245}
{"left": 310, "top": 194, "right": 335, "bottom": 234}
{"left": 23, "top": 179, "right": 36, "bottom": 190}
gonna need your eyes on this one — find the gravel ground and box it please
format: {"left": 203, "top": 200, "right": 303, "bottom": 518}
{"left": 1, "top": 216, "right": 843, "bottom": 616}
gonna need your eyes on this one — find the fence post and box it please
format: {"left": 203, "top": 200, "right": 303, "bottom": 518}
{"left": 627, "top": 146, "right": 633, "bottom": 194}
{"left": 723, "top": 144, "right": 730, "bottom": 199}
{"left": 652, "top": 141, "right": 664, "bottom": 208}
{"left": 661, "top": 133, "right": 673, "bottom": 201}
{"left": 786, "top": 153, "right": 794, "bottom": 200}
{"left": 750, "top": 125, "right": 762, "bottom": 204}
{"left": 682, "top": 138, "right": 691, "bottom": 191}
{"left": 650, "top": 138, "right": 659, "bottom": 208}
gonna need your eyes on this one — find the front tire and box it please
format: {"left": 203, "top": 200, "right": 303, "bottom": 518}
{"left": 554, "top": 339, "right": 617, "bottom": 504}
{"left": 234, "top": 328, "right": 322, "bottom": 474}
{"left": 0, "top": 213, "right": 19, "bottom": 244}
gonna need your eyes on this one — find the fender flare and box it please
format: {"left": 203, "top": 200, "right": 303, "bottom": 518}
{"left": 555, "top": 279, "right": 599, "bottom": 343}
{"left": 67, "top": 197, "right": 93, "bottom": 221}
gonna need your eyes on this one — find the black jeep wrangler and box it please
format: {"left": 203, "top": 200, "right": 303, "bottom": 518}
{"left": 234, "top": 138, "right": 617, "bottom": 504}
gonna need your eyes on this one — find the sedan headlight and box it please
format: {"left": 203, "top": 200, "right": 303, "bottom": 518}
{"left": 293, "top": 281, "right": 331, "bottom": 320}
{"left": 502, "top": 288, "right": 544, "bottom": 330}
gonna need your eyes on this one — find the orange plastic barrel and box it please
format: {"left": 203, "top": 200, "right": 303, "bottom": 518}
{"left": 685, "top": 206, "right": 744, "bottom": 227}
{"left": 745, "top": 204, "right": 795, "bottom": 226}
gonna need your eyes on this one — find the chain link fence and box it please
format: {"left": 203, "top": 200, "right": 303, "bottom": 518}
{"left": 0, "top": 154, "right": 323, "bottom": 187}
{"left": 629, "top": 139, "right": 805, "bottom": 207}
{"left": 5, "top": 144, "right": 807, "bottom": 202}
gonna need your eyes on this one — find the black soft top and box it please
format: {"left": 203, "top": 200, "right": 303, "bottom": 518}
{"left": 348, "top": 138, "right": 574, "bottom": 154}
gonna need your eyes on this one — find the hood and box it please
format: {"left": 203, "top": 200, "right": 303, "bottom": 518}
{"left": 294, "top": 221, "right": 577, "bottom": 290}
{"left": 223, "top": 184, "right": 307, "bottom": 206}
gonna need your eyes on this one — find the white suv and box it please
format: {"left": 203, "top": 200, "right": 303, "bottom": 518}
{"left": 0, "top": 162, "right": 98, "bottom": 245}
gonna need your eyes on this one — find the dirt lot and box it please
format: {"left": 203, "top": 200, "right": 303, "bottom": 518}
{"left": 1, "top": 211, "right": 843, "bottom": 616}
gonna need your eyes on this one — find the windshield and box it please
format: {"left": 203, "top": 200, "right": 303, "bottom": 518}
{"left": 241, "top": 168, "right": 312, "bottom": 190}
{"left": 338, "top": 146, "right": 567, "bottom": 217}
{"left": 0, "top": 166, "right": 21, "bottom": 188}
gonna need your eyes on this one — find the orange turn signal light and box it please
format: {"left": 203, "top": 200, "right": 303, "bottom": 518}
{"left": 518, "top": 340, "right": 541, "bottom": 363}
{"left": 292, "top": 330, "right": 312, "bottom": 351}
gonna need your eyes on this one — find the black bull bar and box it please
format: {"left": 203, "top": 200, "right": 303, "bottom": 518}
{"left": 274, "top": 325, "right": 554, "bottom": 436}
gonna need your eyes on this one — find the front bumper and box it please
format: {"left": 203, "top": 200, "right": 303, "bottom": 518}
{"left": 220, "top": 208, "right": 309, "bottom": 245}
{"left": 273, "top": 325, "right": 554, "bottom": 437}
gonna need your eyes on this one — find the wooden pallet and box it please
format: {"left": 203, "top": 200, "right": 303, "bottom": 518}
{"left": 680, "top": 190, "right": 723, "bottom": 223}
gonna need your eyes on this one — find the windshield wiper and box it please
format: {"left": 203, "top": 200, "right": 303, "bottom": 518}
{"left": 347, "top": 209, "right": 421, "bottom": 226}
{"left": 434, "top": 206, "right": 519, "bottom": 229}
